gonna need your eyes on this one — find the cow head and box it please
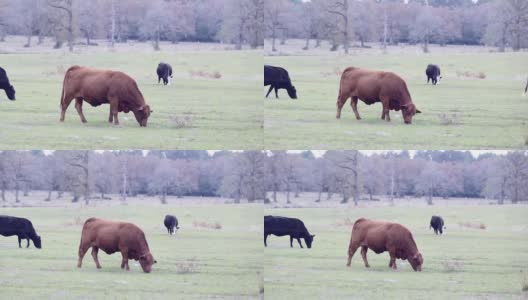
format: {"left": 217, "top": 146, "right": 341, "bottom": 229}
{"left": 33, "top": 235, "right": 42, "bottom": 249}
{"left": 287, "top": 85, "right": 297, "bottom": 99}
{"left": 409, "top": 252, "right": 423, "bottom": 272}
{"left": 5, "top": 85, "right": 16, "bottom": 100}
{"left": 134, "top": 105, "right": 152, "bottom": 127}
{"left": 401, "top": 103, "right": 421, "bottom": 124}
{"left": 139, "top": 253, "right": 157, "bottom": 273}
{"left": 304, "top": 234, "right": 315, "bottom": 248}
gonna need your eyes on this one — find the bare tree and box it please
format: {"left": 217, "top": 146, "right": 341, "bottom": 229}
{"left": 327, "top": 0, "right": 350, "bottom": 54}
{"left": 47, "top": 0, "right": 74, "bottom": 51}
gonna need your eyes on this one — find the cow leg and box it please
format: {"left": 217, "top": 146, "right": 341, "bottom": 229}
{"left": 336, "top": 95, "right": 348, "bottom": 119}
{"left": 109, "top": 98, "right": 119, "bottom": 125}
{"left": 74, "top": 98, "right": 88, "bottom": 123}
{"left": 91, "top": 246, "right": 102, "bottom": 269}
{"left": 18, "top": 236, "right": 22, "bottom": 248}
{"left": 274, "top": 87, "right": 279, "bottom": 99}
{"left": 265, "top": 86, "right": 273, "bottom": 98}
{"left": 297, "top": 238, "right": 304, "bottom": 248}
{"left": 264, "top": 234, "right": 268, "bottom": 247}
{"left": 360, "top": 246, "right": 370, "bottom": 268}
{"left": 388, "top": 253, "right": 397, "bottom": 270}
{"left": 60, "top": 94, "right": 75, "bottom": 122}
{"left": 121, "top": 252, "right": 129, "bottom": 271}
{"left": 26, "top": 238, "right": 30, "bottom": 248}
{"left": 108, "top": 109, "right": 114, "bottom": 123}
{"left": 78, "top": 244, "right": 90, "bottom": 268}
{"left": 350, "top": 96, "right": 361, "bottom": 120}
{"left": 380, "top": 97, "right": 390, "bottom": 122}
{"left": 290, "top": 236, "right": 293, "bottom": 248}
{"left": 347, "top": 241, "right": 360, "bottom": 267}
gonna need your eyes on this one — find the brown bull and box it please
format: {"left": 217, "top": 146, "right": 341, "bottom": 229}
{"left": 59, "top": 66, "right": 152, "bottom": 127}
{"left": 77, "top": 218, "right": 157, "bottom": 273}
{"left": 336, "top": 67, "right": 421, "bottom": 124}
{"left": 346, "top": 218, "right": 423, "bottom": 271}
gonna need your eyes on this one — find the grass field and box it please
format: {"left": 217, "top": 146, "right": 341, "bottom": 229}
{"left": 264, "top": 199, "right": 528, "bottom": 300}
{"left": 264, "top": 42, "right": 528, "bottom": 149}
{"left": 0, "top": 41, "right": 263, "bottom": 149}
{"left": 0, "top": 200, "right": 263, "bottom": 299}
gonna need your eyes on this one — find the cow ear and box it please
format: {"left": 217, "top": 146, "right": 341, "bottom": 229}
{"left": 311, "top": 234, "right": 315, "bottom": 238}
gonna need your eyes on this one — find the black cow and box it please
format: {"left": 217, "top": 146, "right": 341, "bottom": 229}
{"left": 264, "top": 215, "right": 315, "bottom": 248}
{"left": 430, "top": 215, "right": 445, "bottom": 235}
{"left": 157, "top": 62, "right": 173, "bottom": 86}
{"left": 164, "top": 215, "right": 179, "bottom": 235}
{"left": 0, "top": 67, "right": 16, "bottom": 100}
{"left": 264, "top": 65, "right": 297, "bottom": 99}
{"left": 0, "top": 216, "right": 41, "bottom": 248}
{"left": 426, "top": 64, "right": 441, "bottom": 85}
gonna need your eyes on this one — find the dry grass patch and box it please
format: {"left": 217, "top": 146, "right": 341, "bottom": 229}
{"left": 456, "top": 70, "right": 486, "bottom": 79}
{"left": 193, "top": 220, "right": 222, "bottom": 230}
{"left": 438, "top": 112, "right": 463, "bottom": 125}
{"left": 458, "top": 222, "right": 486, "bottom": 230}
{"left": 189, "top": 70, "right": 222, "bottom": 79}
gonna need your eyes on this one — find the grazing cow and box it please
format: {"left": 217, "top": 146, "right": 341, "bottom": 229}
{"left": 164, "top": 215, "right": 179, "bottom": 235}
{"left": 59, "top": 65, "right": 152, "bottom": 127}
{"left": 0, "top": 215, "right": 41, "bottom": 249}
{"left": 336, "top": 67, "right": 421, "bottom": 124}
{"left": 77, "top": 218, "right": 157, "bottom": 273}
{"left": 264, "top": 65, "right": 297, "bottom": 99}
{"left": 156, "top": 62, "right": 173, "bottom": 86}
{"left": 264, "top": 215, "right": 315, "bottom": 248}
{"left": 347, "top": 218, "right": 423, "bottom": 271}
{"left": 426, "top": 64, "right": 442, "bottom": 85}
{"left": 0, "top": 67, "right": 16, "bottom": 100}
{"left": 430, "top": 215, "right": 445, "bottom": 235}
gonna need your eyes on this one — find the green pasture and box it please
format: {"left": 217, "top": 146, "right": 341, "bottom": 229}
{"left": 264, "top": 204, "right": 528, "bottom": 299}
{"left": 264, "top": 51, "right": 528, "bottom": 149}
{"left": 0, "top": 50, "right": 262, "bottom": 149}
{"left": 0, "top": 204, "right": 263, "bottom": 299}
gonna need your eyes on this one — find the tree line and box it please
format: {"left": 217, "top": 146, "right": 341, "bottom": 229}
{"left": 0, "top": 0, "right": 264, "bottom": 51}
{"left": 265, "top": 0, "right": 528, "bottom": 53}
{"left": 265, "top": 150, "right": 528, "bottom": 205}
{"left": 0, "top": 150, "right": 265, "bottom": 204}
{"left": 1, "top": 150, "right": 526, "bottom": 205}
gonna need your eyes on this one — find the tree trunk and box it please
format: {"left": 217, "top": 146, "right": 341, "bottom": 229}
{"left": 1, "top": 188, "right": 5, "bottom": 201}
{"left": 382, "top": 3, "right": 388, "bottom": 50}
{"left": 25, "top": 34, "right": 31, "bottom": 47}
{"left": 303, "top": 38, "right": 309, "bottom": 50}
{"left": 343, "top": 0, "right": 350, "bottom": 54}
{"left": 15, "top": 181, "right": 20, "bottom": 203}
{"left": 111, "top": 0, "right": 116, "bottom": 47}
{"left": 316, "top": 190, "right": 322, "bottom": 202}
{"left": 160, "top": 191, "right": 167, "bottom": 204}
{"left": 46, "top": 189, "right": 52, "bottom": 201}
{"left": 272, "top": 189, "right": 277, "bottom": 202}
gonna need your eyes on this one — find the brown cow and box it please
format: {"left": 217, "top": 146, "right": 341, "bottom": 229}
{"left": 77, "top": 218, "right": 157, "bottom": 273}
{"left": 336, "top": 67, "right": 421, "bottom": 124}
{"left": 59, "top": 66, "right": 152, "bottom": 127}
{"left": 346, "top": 218, "right": 423, "bottom": 271}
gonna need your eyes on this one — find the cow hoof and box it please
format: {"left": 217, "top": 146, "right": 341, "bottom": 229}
{"left": 96, "top": 266, "right": 102, "bottom": 269}
{"left": 346, "top": 263, "right": 351, "bottom": 267}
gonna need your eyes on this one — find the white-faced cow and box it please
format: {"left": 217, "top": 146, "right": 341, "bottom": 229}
{"left": 426, "top": 64, "right": 442, "bottom": 85}
{"left": 264, "top": 65, "right": 297, "bottom": 99}
{"left": 0, "top": 67, "right": 16, "bottom": 101}
{"left": 336, "top": 67, "right": 421, "bottom": 124}
{"left": 157, "top": 62, "right": 173, "bottom": 86}
{"left": 59, "top": 66, "right": 152, "bottom": 127}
